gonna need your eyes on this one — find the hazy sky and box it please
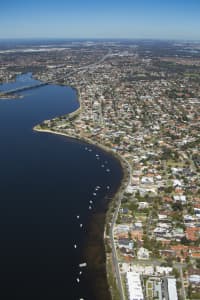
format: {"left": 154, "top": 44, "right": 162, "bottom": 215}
{"left": 0, "top": 0, "right": 200, "bottom": 40}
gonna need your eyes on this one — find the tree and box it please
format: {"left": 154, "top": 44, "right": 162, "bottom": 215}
{"left": 181, "top": 236, "right": 190, "bottom": 246}
{"left": 172, "top": 202, "right": 183, "bottom": 211}
{"left": 172, "top": 268, "right": 180, "bottom": 279}
{"left": 185, "top": 256, "right": 190, "bottom": 264}
{"left": 196, "top": 259, "right": 200, "bottom": 269}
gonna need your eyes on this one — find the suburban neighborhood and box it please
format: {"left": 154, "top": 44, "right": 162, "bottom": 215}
{"left": 1, "top": 40, "right": 200, "bottom": 299}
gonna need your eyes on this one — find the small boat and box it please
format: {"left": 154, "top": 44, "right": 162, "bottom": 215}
{"left": 79, "top": 262, "right": 87, "bottom": 268}
{"left": 80, "top": 223, "right": 83, "bottom": 228}
{"left": 89, "top": 206, "right": 92, "bottom": 210}
{"left": 106, "top": 169, "right": 110, "bottom": 172}
{"left": 77, "top": 215, "right": 80, "bottom": 219}
{"left": 76, "top": 278, "right": 80, "bottom": 283}
{"left": 101, "top": 164, "right": 105, "bottom": 168}
{"left": 74, "top": 244, "right": 77, "bottom": 249}
{"left": 93, "top": 192, "right": 97, "bottom": 196}
{"left": 89, "top": 200, "right": 93, "bottom": 204}
{"left": 106, "top": 185, "right": 110, "bottom": 190}
{"left": 79, "top": 271, "right": 82, "bottom": 275}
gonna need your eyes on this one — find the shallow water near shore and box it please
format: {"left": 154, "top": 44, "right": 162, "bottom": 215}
{"left": 0, "top": 73, "right": 123, "bottom": 299}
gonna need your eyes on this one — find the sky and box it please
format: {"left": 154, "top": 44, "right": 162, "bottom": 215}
{"left": 0, "top": 0, "right": 200, "bottom": 40}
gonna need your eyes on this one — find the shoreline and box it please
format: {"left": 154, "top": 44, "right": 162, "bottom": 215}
{"left": 0, "top": 94, "right": 24, "bottom": 100}
{"left": 33, "top": 85, "right": 131, "bottom": 300}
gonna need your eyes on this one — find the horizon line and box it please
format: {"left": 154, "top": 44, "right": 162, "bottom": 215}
{"left": 0, "top": 37, "right": 200, "bottom": 42}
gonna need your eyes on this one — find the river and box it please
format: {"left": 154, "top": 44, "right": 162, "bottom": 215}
{"left": 0, "top": 73, "right": 123, "bottom": 300}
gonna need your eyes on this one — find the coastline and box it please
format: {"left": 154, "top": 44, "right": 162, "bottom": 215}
{"left": 33, "top": 85, "right": 131, "bottom": 300}
{"left": 0, "top": 94, "right": 24, "bottom": 100}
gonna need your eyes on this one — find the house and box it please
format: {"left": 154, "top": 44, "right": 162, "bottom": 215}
{"left": 186, "top": 227, "right": 200, "bottom": 241}
{"left": 173, "top": 195, "right": 187, "bottom": 203}
{"left": 115, "top": 224, "right": 130, "bottom": 234}
{"left": 156, "top": 266, "right": 172, "bottom": 275}
{"left": 134, "top": 221, "right": 143, "bottom": 229}
{"left": 131, "top": 229, "right": 143, "bottom": 241}
{"left": 137, "top": 247, "right": 150, "bottom": 260}
{"left": 116, "top": 232, "right": 129, "bottom": 239}
{"left": 173, "top": 179, "right": 182, "bottom": 187}
{"left": 141, "top": 176, "right": 154, "bottom": 185}
{"left": 138, "top": 202, "right": 149, "bottom": 209}
{"left": 154, "top": 224, "right": 171, "bottom": 238}
{"left": 126, "top": 185, "right": 135, "bottom": 194}
{"left": 184, "top": 215, "right": 195, "bottom": 222}
{"left": 172, "top": 228, "right": 185, "bottom": 239}
{"left": 120, "top": 207, "right": 129, "bottom": 214}
{"left": 158, "top": 214, "right": 168, "bottom": 221}
{"left": 188, "top": 275, "right": 200, "bottom": 284}
{"left": 170, "top": 245, "right": 189, "bottom": 261}
{"left": 118, "top": 238, "right": 134, "bottom": 251}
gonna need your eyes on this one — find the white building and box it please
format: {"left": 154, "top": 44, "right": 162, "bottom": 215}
{"left": 189, "top": 275, "right": 200, "bottom": 284}
{"left": 126, "top": 271, "right": 144, "bottom": 300}
{"left": 173, "top": 195, "right": 186, "bottom": 203}
{"left": 137, "top": 247, "right": 150, "bottom": 260}
{"left": 167, "top": 278, "right": 178, "bottom": 300}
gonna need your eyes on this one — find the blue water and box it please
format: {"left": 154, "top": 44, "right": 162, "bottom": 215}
{"left": 0, "top": 74, "right": 122, "bottom": 299}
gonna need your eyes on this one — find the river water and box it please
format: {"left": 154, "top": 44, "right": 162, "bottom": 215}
{"left": 0, "top": 74, "right": 122, "bottom": 300}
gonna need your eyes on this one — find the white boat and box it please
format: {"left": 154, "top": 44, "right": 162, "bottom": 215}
{"left": 79, "top": 262, "right": 87, "bottom": 268}
{"left": 76, "top": 278, "right": 80, "bottom": 283}
{"left": 101, "top": 164, "right": 105, "bottom": 168}
{"left": 93, "top": 192, "right": 97, "bottom": 196}
{"left": 95, "top": 186, "right": 101, "bottom": 191}
{"left": 106, "top": 169, "right": 110, "bottom": 172}
{"left": 89, "top": 200, "right": 93, "bottom": 204}
{"left": 106, "top": 185, "right": 110, "bottom": 190}
{"left": 77, "top": 215, "right": 80, "bottom": 219}
{"left": 89, "top": 206, "right": 92, "bottom": 210}
{"left": 74, "top": 244, "right": 77, "bottom": 249}
{"left": 80, "top": 223, "right": 83, "bottom": 228}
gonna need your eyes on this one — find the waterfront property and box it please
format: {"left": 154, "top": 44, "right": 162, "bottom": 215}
{"left": 126, "top": 271, "right": 144, "bottom": 300}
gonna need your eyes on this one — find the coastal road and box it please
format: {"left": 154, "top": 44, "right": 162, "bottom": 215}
{"left": 109, "top": 158, "right": 131, "bottom": 300}
{"left": 109, "top": 192, "right": 126, "bottom": 300}
{"left": 47, "top": 49, "right": 130, "bottom": 300}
